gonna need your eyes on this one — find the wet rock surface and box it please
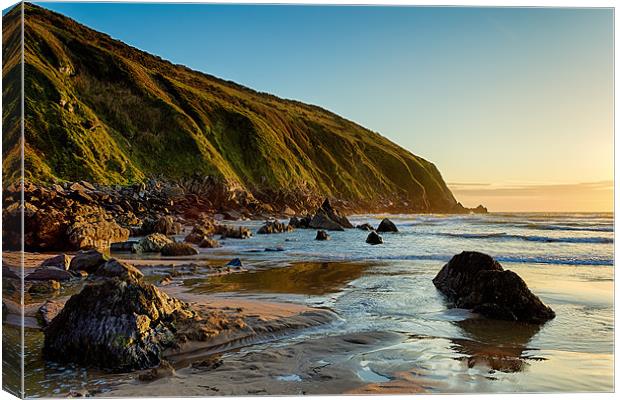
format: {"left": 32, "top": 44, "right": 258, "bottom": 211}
{"left": 161, "top": 242, "right": 199, "bottom": 256}
{"left": 257, "top": 220, "right": 293, "bottom": 234}
{"left": 376, "top": 218, "right": 398, "bottom": 233}
{"left": 432, "top": 251, "right": 555, "bottom": 323}
{"left": 365, "top": 231, "right": 383, "bottom": 245}
{"left": 69, "top": 249, "right": 108, "bottom": 274}
{"left": 308, "top": 199, "right": 352, "bottom": 231}
{"left": 43, "top": 278, "right": 196, "bottom": 371}
{"left": 315, "top": 230, "right": 331, "bottom": 241}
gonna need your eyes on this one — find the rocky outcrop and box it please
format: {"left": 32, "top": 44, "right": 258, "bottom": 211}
{"left": 133, "top": 233, "right": 174, "bottom": 253}
{"left": 216, "top": 225, "right": 252, "bottom": 239}
{"left": 365, "top": 231, "right": 383, "bottom": 245}
{"left": 356, "top": 223, "right": 374, "bottom": 231}
{"left": 184, "top": 220, "right": 216, "bottom": 244}
{"left": 141, "top": 216, "right": 181, "bottom": 236}
{"left": 288, "top": 216, "right": 311, "bottom": 229}
{"left": 38, "top": 300, "right": 63, "bottom": 327}
{"left": 315, "top": 230, "right": 330, "bottom": 241}
{"left": 66, "top": 205, "right": 130, "bottom": 250}
{"left": 308, "top": 199, "right": 353, "bottom": 231}
{"left": 43, "top": 278, "right": 196, "bottom": 371}
{"left": 432, "top": 252, "right": 555, "bottom": 323}
{"left": 257, "top": 220, "right": 294, "bottom": 234}
{"left": 376, "top": 218, "right": 398, "bottom": 233}
{"left": 160, "top": 242, "right": 198, "bottom": 256}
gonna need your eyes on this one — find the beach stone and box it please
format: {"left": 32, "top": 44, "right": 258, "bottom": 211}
{"left": 28, "top": 280, "right": 60, "bottom": 294}
{"left": 111, "top": 241, "right": 139, "bottom": 252}
{"left": 161, "top": 242, "right": 198, "bottom": 256}
{"left": 376, "top": 218, "right": 398, "bottom": 233}
{"left": 43, "top": 279, "right": 194, "bottom": 371}
{"left": 226, "top": 258, "right": 243, "bottom": 267}
{"left": 365, "top": 231, "right": 383, "bottom": 245}
{"left": 37, "top": 300, "right": 64, "bottom": 327}
{"left": 69, "top": 249, "right": 108, "bottom": 274}
{"left": 432, "top": 251, "right": 555, "bottom": 323}
{"left": 315, "top": 230, "right": 330, "bottom": 241}
{"left": 257, "top": 220, "right": 293, "bottom": 234}
{"left": 198, "top": 238, "right": 221, "bottom": 248}
{"left": 26, "top": 267, "right": 73, "bottom": 282}
{"left": 308, "top": 213, "right": 344, "bottom": 231}
{"left": 356, "top": 223, "right": 374, "bottom": 231}
{"left": 40, "top": 254, "right": 71, "bottom": 270}
{"left": 95, "top": 259, "right": 144, "bottom": 282}
{"left": 184, "top": 220, "right": 216, "bottom": 244}
{"left": 134, "top": 233, "right": 174, "bottom": 253}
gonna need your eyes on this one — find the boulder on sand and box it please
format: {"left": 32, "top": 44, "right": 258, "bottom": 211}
{"left": 26, "top": 267, "right": 73, "bottom": 282}
{"left": 432, "top": 251, "right": 555, "bottom": 323}
{"left": 315, "top": 230, "right": 330, "bottom": 241}
{"left": 43, "top": 278, "right": 196, "bottom": 371}
{"left": 161, "top": 242, "right": 199, "bottom": 256}
{"left": 40, "top": 254, "right": 71, "bottom": 270}
{"left": 133, "top": 233, "right": 174, "bottom": 253}
{"left": 376, "top": 218, "right": 398, "bottom": 233}
{"left": 69, "top": 249, "right": 108, "bottom": 274}
{"left": 365, "top": 231, "right": 383, "bottom": 245}
{"left": 308, "top": 199, "right": 353, "bottom": 231}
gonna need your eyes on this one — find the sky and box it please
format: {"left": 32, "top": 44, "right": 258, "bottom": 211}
{"left": 33, "top": 2, "right": 614, "bottom": 212}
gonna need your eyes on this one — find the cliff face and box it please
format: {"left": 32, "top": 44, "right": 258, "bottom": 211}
{"left": 4, "top": 3, "right": 460, "bottom": 212}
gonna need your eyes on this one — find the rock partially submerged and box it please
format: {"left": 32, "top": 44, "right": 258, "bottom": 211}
{"left": 308, "top": 199, "right": 353, "bottom": 231}
{"left": 356, "top": 223, "right": 374, "bottom": 231}
{"left": 365, "top": 231, "right": 383, "bottom": 245}
{"left": 315, "top": 230, "right": 330, "bottom": 241}
{"left": 288, "top": 216, "right": 311, "bottom": 229}
{"left": 257, "top": 220, "right": 293, "bottom": 234}
{"left": 198, "top": 238, "right": 221, "bottom": 248}
{"left": 376, "top": 218, "right": 398, "bottom": 233}
{"left": 43, "top": 278, "right": 195, "bottom": 371}
{"left": 432, "top": 252, "right": 555, "bottom": 323}
{"left": 216, "top": 225, "right": 252, "bottom": 239}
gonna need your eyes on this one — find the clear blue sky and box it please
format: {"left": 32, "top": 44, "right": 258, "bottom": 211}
{"left": 32, "top": 3, "right": 614, "bottom": 211}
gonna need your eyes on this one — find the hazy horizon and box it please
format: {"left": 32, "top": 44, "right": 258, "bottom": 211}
{"left": 33, "top": 2, "right": 614, "bottom": 212}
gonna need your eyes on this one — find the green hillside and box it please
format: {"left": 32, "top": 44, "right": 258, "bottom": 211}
{"left": 3, "top": 3, "right": 461, "bottom": 212}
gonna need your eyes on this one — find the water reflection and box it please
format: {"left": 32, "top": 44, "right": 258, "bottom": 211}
{"left": 451, "top": 318, "right": 544, "bottom": 373}
{"left": 186, "top": 262, "right": 369, "bottom": 295}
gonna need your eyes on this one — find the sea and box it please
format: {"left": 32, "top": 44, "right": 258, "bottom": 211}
{"left": 7, "top": 212, "right": 615, "bottom": 395}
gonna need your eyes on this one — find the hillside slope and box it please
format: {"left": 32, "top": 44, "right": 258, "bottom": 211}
{"left": 4, "top": 3, "right": 462, "bottom": 212}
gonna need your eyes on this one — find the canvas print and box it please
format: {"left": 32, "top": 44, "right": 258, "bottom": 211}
{"left": 1, "top": 1, "right": 614, "bottom": 397}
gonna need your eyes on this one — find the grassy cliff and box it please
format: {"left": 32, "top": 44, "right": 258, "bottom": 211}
{"left": 3, "top": 3, "right": 460, "bottom": 212}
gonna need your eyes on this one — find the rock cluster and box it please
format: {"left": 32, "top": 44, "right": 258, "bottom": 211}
{"left": 432, "top": 252, "right": 555, "bottom": 323}
{"left": 309, "top": 199, "right": 353, "bottom": 231}
{"left": 257, "top": 220, "right": 294, "bottom": 234}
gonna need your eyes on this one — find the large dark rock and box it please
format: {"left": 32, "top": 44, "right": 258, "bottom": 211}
{"left": 376, "top": 218, "right": 398, "bottom": 233}
{"left": 432, "top": 252, "right": 555, "bottom": 323}
{"left": 365, "top": 231, "right": 383, "bottom": 245}
{"left": 288, "top": 216, "right": 311, "bottom": 229}
{"left": 308, "top": 199, "right": 352, "bottom": 231}
{"left": 43, "top": 279, "right": 194, "bottom": 371}
{"left": 356, "top": 223, "right": 374, "bottom": 231}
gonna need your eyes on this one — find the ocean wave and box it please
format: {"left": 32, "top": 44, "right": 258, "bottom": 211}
{"left": 434, "top": 232, "right": 613, "bottom": 244}
{"left": 284, "top": 251, "right": 614, "bottom": 267}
